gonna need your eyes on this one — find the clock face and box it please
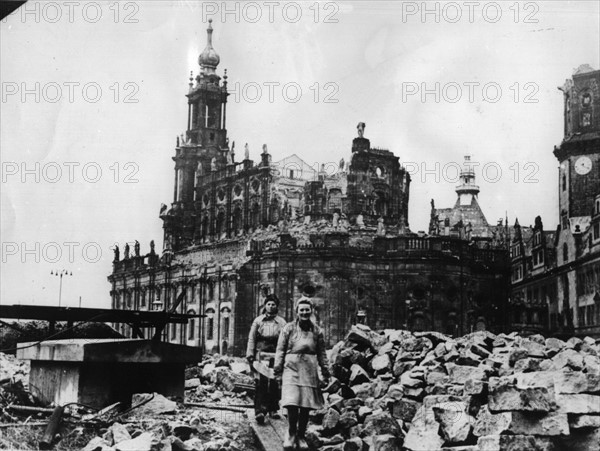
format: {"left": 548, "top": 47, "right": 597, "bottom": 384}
{"left": 575, "top": 156, "right": 592, "bottom": 175}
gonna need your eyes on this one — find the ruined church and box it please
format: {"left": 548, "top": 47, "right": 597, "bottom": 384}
{"left": 108, "top": 21, "right": 510, "bottom": 354}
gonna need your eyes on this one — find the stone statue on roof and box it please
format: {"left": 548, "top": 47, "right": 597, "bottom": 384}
{"left": 357, "top": 122, "right": 366, "bottom": 138}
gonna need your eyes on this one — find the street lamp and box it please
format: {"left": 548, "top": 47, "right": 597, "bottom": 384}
{"left": 51, "top": 269, "right": 72, "bottom": 307}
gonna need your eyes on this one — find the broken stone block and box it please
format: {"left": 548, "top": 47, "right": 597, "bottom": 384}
{"left": 372, "top": 375, "right": 394, "bottom": 398}
{"left": 184, "top": 378, "right": 200, "bottom": 389}
{"left": 514, "top": 358, "right": 543, "bottom": 373}
{"left": 427, "top": 371, "right": 449, "bottom": 386}
{"left": 393, "top": 360, "right": 416, "bottom": 377}
{"left": 130, "top": 393, "right": 178, "bottom": 416}
{"left": 464, "top": 378, "right": 485, "bottom": 395}
{"left": 507, "top": 411, "right": 569, "bottom": 436}
{"left": 352, "top": 382, "right": 373, "bottom": 400}
{"left": 347, "top": 327, "right": 371, "bottom": 347}
{"left": 390, "top": 398, "right": 419, "bottom": 422}
{"left": 349, "top": 364, "right": 371, "bottom": 385}
{"left": 377, "top": 341, "right": 395, "bottom": 356}
{"left": 423, "top": 395, "right": 471, "bottom": 410}
{"left": 432, "top": 402, "right": 473, "bottom": 443}
{"left": 473, "top": 405, "right": 511, "bottom": 436}
{"left": 488, "top": 378, "right": 555, "bottom": 412}
{"left": 323, "top": 407, "right": 341, "bottom": 431}
{"left": 508, "top": 348, "right": 529, "bottom": 366}
{"left": 371, "top": 354, "right": 392, "bottom": 373}
{"left": 567, "top": 337, "right": 583, "bottom": 350}
{"left": 360, "top": 411, "right": 403, "bottom": 438}
{"left": 545, "top": 338, "right": 566, "bottom": 356}
{"left": 372, "top": 433, "right": 401, "bottom": 451}
{"left": 403, "top": 406, "right": 443, "bottom": 451}
{"left": 339, "top": 410, "right": 358, "bottom": 429}
{"left": 386, "top": 384, "right": 404, "bottom": 400}
{"left": 401, "top": 372, "right": 423, "bottom": 388}
{"left": 522, "top": 339, "right": 546, "bottom": 358}
{"left": 445, "top": 363, "right": 485, "bottom": 384}
{"left": 554, "top": 370, "right": 589, "bottom": 394}
{"left": 404, "top": 387, "right": 425, "bottom": 399}
{"left": 569, "top": 414, "right": 600, "bottom": 429}
{"left": 109, "top": 422, "right": 131, "bottom": 445}
{"left": 555, "top": 393, "right": 600, "bottom": 413}
{"left": 552, "top": 349, "right": 584, "bottom": 370}
{"left": 201, "top": 363, "right": 216, "bottom": 379}
{"left": 514, "top": 371, "right": 555, "bottom": 391}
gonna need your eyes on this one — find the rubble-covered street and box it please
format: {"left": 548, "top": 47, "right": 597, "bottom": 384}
{"left": 1, "top": 324, "right": 600, "bottom": 450}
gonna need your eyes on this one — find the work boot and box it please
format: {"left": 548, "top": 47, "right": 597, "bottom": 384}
{"left": 283, "top": 431, "right": 296, "bottom": 451}
{"left": 255, "top": 412, "right": 265, "bottom": 424}
{"left": 270, "top": 410, "right": 281, "bottom": 419}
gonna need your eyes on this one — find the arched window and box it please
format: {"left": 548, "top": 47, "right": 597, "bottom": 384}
{"left": 187, "top": 310, "right": 196, "bottom": 340}
{"left": 221, "top": 307, "right": 231, "bottom": 339}
{"left": 205, "top": 308, "right": 215, "bottom": 340}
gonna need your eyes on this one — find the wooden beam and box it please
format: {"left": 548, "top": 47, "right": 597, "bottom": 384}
{"left": 0, "top": 305, "right": 203, "bottom": 324}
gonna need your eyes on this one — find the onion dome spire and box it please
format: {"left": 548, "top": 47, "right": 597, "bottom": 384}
{"left": 198, "top": 19, "right": 220, "bottom": 75}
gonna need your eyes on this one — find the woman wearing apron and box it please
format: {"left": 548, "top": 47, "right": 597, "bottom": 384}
{"left": 274, "top": 297, "right": 331, "bottom": 451}
{"left": 246, "top": 294, "right": 287, "bottom": 424}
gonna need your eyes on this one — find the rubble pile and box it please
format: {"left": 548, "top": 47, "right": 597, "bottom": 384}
{"left": 80, "top": 393, "right": 252, "bottom": 451}
{"left": 78, "top": 355, "right": 258, "bottom": 451}
{"left": 306, "top": 325, "right": 600, "bottom": 451}
{"left": 192, "top": 354, "right": 254, "bottom": 393}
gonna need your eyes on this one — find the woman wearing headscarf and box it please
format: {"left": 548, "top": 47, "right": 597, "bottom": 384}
{"left": 246, "top": 294, "right": 287, "bottom": 424}
{"left": 274, "top": 297, "right": 331, "bottom": 451}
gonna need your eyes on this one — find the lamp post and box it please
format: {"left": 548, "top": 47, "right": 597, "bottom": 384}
{"left": 51, "top": 270, "right": 72, "bottom": 307}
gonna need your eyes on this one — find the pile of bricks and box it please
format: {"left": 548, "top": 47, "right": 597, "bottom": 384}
{"left": 305, "top": 325, "right": 600, "bottom": 451}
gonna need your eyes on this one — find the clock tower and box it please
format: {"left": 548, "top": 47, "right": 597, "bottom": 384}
{"left": 554, "top": 64, "right": 600, "bottom": 222}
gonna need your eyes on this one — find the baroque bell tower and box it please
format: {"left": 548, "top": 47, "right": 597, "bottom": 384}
{"left": 554, "top": 64, "right": 600, "bottom": 226}
{"left": 162, "top": 19, "right": 230, "bottom": 252}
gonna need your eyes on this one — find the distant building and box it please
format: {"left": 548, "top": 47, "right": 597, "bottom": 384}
{"left": 108, "top": 21, "right": 511, "bottom": 354}
{"left": 509, "top": 64, "right": 600, "bottom": 338}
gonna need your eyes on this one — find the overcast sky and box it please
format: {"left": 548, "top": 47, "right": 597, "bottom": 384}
{"left": 1, "top": 1, "right": 599, "bottom": 309}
